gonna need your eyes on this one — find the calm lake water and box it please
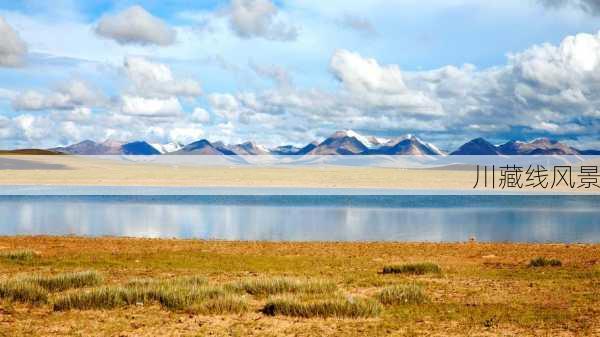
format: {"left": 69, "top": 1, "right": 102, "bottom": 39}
{"left": 1, "top": 195, "right": 599, "bottom": 242}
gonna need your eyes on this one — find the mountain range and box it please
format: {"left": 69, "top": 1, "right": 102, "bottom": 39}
{"left": 32, "top": 130, "right": 599, "bottom": 156}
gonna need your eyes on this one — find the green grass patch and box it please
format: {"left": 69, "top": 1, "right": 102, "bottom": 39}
{"left": 0, "top": 279, "right": 48, "bottom": 304}
{"left": 262, "top": 296, "right": 382, "bottom": 318}
{"left": 24, "top": 271, "right": 103, "bottom": 292}
{"left": 382, "top": 262, "right": 441, "bottom": 275}
{"left": 226, "top": 277, "right": 336, "bottom": 296}
{"left": 529, "top": 257, "right": 562, "bottom": 267}
{"left": 377, "top": 284, "right": 428, "bottom": 305}
{"left": 0, "top": 249, "right": 38, "bottom": 262}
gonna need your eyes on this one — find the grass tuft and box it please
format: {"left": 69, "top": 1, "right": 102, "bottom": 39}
{"left": 55, "top": 277, "right": 229, "bottom": 311}
{"left": 262, "top": 297, "right": 381, "bottom": 318}
{"left": 0, "top": 249, "right": 38, "bottom": 261}
{"left": 226, "top": 277, "right": 336, "bottom": 296}
{"left": 53, "top": 287, "right": 131, "bottom": 311}
{"left": 24, "top": 271, "right": 103, "bottom": 292}
{"left": 188, "top": 294, "right": 249, "bottom": 315}
{"left": 529, "top": 257, "right": 562, "bottom": 267}
{"left": 0, "top": 280, "right": 48, "bottom": 304}
{"left": 377, "top": 284, "right": 428, "bottom": 305}
{"left": 382, "top": 262, "right": 441, "bottom": 275}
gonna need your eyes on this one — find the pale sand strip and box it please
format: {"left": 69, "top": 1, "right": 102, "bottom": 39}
{"left": 0, "top": 155, "right": 596, "bottom": 193}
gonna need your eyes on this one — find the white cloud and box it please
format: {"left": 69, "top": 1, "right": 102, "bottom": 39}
{"left": 191, "top": 108, "right": 210, "bottom": 123}
{"left": 226, "top": 0, "right": 298, "bottom": 41}
{"left": 12, "top": 80, "right": 105, "bottom": 111}
{"left": 95, "top": 6, "right": 176, "bottom": 46}
{"left": 120, "top": 95, "right": 183, "bottom": 118}
{"left": 0, "top": 17, "right": 27, "bottom": 67}
{"left": 124, "top": 56, "right": 202, "bottom": 98}
{"left": 330, "top": 49, "right": 443, "bottom": 117}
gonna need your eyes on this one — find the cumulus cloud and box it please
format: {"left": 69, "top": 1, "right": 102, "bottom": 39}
{"left": 538, "top": 0, "right": 600, "bottom": 15}
{"left": 124, "top": 56, "right": 202, "bottom": 98}
{"left": 191, "top": 108, "right": 210, "bottom": 123}
{"left": 12, "top": 80, "right": 105, "bottom": 111}
{"left": 226, "top": 0, "right": 298, "bottom": 41}
{"left": 95, "top": 6, "right": 176, "bottom": 46}
{"left": 330, "top": 49, "right": 443, "bottom": 117}
{"left": 202, "top": 33, "right": 600, "bottom": 143}
{"left": 120, "top": 95, "right": 183, "bottom": 118}
{"left": 337, "top": 14, "right": 377, "bottom": 37}
{"left": 0, "top": 17, "right": 27, "bottom": 67}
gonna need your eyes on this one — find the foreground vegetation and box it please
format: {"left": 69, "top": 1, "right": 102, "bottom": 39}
{"left": 0, "top": 236, "right": 598, "bottom": 336}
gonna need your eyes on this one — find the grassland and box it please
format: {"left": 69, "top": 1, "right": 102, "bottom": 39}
{"left": 0, "top": 236, "right": 599, "bottom": 336}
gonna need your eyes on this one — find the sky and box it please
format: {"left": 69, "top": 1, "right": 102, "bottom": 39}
{"left": 1, "top": 0, "right": 600, "bottom": 151}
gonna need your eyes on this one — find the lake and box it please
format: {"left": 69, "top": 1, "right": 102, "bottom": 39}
{"left": 1, "top": 195, "right": 599, "bottom": 242}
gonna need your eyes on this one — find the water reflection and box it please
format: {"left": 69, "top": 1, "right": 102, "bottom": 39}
{"left": 0, "top": 196, "right": 599, "bottom": 242}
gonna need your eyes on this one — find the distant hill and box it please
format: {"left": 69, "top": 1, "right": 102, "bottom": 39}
{"left": 0, "top": 149, "right": 63, "bottom": 155}
{"left": 121, "top": 141, "right": 161, "bottom": 155}
{"left": 451, "top": 138, "right": 501, "bottom": 155}
{"left": 27, "top": 130, "right": 600, "bottom": 156}
{"left": 452, "top": 137, "right": 584, "bottom": 155}
{"left": 53, "top": 140, "right": 160, "bottom": 155}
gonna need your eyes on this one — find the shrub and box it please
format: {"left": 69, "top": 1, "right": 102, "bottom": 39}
{"left": 0, "top": 279, "right": 48, "bottom": 304}
{"left": 262, "top": 297, "right": 382, "bottom": 318}
{"left": 529, "top": 257, "right": 562, "bottom": 267}
{"left": 25, "top": 271, "right": 103, "bottom": 292}
{"left": 227, "top": 277, "right": 336, "bottom": 296}
{"left": 0, "top": 249, "right": 38, "bottom": 262}
{"left": 382, "top": 262, "right": 441, "bottom": 275}
{"left": 377, "top": 284, "right": 428, "bottom": 305}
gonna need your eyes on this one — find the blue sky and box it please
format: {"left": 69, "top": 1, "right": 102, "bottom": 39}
{"left": 0, "top": 0, "right": 600, "bottom": 150}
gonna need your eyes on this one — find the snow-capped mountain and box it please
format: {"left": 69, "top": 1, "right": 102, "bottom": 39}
{"left": 151, "top": 142, "right": 184, "bottom": 154}
{"left": 223, "top": 141, "right": 270, "bottom": 155}
{"left": 366, "top": 135, "right": 445, "bottom": 155}
{"left": 45, "top": 132, "right": 599, "bottom": 156}
{"left": 307, "top": 130, "right": 369, "bottom": 155}
{"left": 270, "top": 145, "right": 302, "bottom": 155}
{"left": 172, "top": 139, "right": 235, "bottom": 155}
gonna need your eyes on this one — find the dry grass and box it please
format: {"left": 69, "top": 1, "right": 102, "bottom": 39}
{"left": 24, "top": 271, "right": 102, "bottom": 292}
{"left": 0, "top": 279, "right": 47, "bottom": 304}
{"left": 0, "top": 249, "right": 38, "bottom": 261}
{"left": 376, "top": 283, "right": 428, "bottom": 305}
{"left": 188, "top": 294, "right": 250, "bottom": 315}
{"left": 382, "top": 262, "right": 441, "bottom": 275}
{"left": 528, "top": 257, "right": 562, "bottom": 267}
{"left": 226, "top": 277, "right": 336, "bottom": 296}
{"left": 1, "top": 236, "right": 600, "bottom": 336}
{"left": 55, "top": 277, "right": 230, "bottom": 311}
{"left": 262, "top": 296, "right": 382, "bottom": 318}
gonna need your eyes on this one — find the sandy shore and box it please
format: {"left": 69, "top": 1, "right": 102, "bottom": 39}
{"left": 0, "top": 236, "right": 599, "bottom": 336}
{"left": 0, "top": 155, "right": 593, "bottom": 192}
